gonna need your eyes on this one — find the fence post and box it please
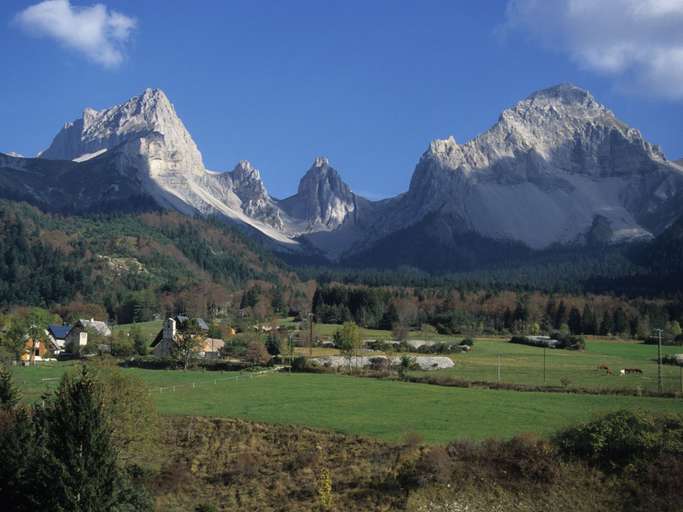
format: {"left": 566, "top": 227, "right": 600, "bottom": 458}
{"left": 497, "top": 354, "right": 501, "bottom": 383}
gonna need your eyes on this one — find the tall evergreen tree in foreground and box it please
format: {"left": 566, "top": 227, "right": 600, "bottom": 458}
{"left": 0, "top": 366, "right": 152, "bottom": 511}
{"left": 0, "top": 364, "right": 20, "bottom": 410}
{"left": 32, "top": 366, "right": 120, "bottom": 511}
{"left": 0, "top": 366, "right": 34, "bottom": 511}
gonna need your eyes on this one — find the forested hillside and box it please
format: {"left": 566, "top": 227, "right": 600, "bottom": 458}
{"left": 0, "top": 200, "right": 307, "bottom": 323}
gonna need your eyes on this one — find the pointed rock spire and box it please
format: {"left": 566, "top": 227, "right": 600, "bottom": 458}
{"left": 39, "top": 87, "right": 203, "bottom": 171}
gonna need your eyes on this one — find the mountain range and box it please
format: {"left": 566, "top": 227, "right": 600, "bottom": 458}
{"left": 2, "top": 84, "right": 682, "bottom": 272}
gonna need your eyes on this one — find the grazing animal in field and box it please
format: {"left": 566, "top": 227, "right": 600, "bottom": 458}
{"left": 597, "top": 364, "right": 612, "bottom": 375}
{"left": 620, "top": 368, "right": 643, "bottom": 376}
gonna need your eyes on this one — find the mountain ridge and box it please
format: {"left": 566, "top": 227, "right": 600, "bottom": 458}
{"left": 4, "top": 83, "right": 683, "bottom": 272}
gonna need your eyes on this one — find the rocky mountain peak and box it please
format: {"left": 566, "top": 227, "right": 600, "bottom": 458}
{"left": 231, "top": 159, "right": 261, "bottom": 181}
{"left": 229, "top": 160, "right": 268, "bottom": 200}
{"left": 418, "top": 83, "right": 665, "bottom": 180}
{"left": 312, "top": 156, "right": 330, "bottom": 168}
{"left": 39, "top": 87, "right": 204, "bottom": 172}
{"left": 276, "top": 158, "right": 357, "bottom": 231}
{"left": 526, "top": 83, "right": 596, "bottom": 105}
{"left": 298, "top": 157, "right": 350, "bottom": 195}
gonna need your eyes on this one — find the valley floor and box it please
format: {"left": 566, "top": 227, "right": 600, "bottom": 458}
{"left": 12, "top": 365, "right": 683, "bottom": 443}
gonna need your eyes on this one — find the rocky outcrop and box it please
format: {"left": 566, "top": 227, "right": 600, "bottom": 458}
{"left": 308, "top": 355, "right": 455, "bottom": 371}
{"left": 220, "top": 160, "right": 285, "bottom": 230}
{"left": 279, "top": 157, "right": 361, "bottom": 231}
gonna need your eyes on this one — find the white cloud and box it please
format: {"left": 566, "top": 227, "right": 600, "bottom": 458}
{"left": 503, "top": 0, "right": 683, "bottom": 99}
{"left": 15, "top": 0, "right": 137, "bottom": 68}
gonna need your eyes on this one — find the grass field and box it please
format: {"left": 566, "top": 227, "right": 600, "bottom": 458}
{"left": 111, "top": 320, "right": 163, "bottom": 342}
{"left": 410, "top": 337, "right": 683, "bottom": 393}
{"left": 104, "top": 320, "right": 683, "bottom": 393}
{"left": 293, "top": 323, "right": 683, "bottom": 393}
{"left": 11, "top": 364, "right": 683, "bottom": 443}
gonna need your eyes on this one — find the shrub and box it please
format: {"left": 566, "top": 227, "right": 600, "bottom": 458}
{"left": 245, "top": 341, "right": 271, "bottom": 366}
{"left": 291, "top": 356, "right": 308, "bottom": 372}
{"left": 369, "top": 357, "right": 390, "bottom": 371}
{"left": 398, "top": 445, "right": 452, "bottom": 489}
{"left": 553, "top": 410, "right": 683, "bottom": 471}
{"left": 366, "top": 340, "right": 393, "bottom": 352}
{"left": 460, "top": 337, "right": 475, "bottom": 347}
{"left": 111, "top": 334, "right": 136, "bottom": 357}
{"left": 417, "top": 342, "right": 466, "bottom": 354}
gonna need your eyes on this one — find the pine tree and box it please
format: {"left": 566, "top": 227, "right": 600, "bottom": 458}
{"left": 265, "top": 333, "right": 282, "bottom": 356}
{"left": 581, "top": 304, "right": 596, "bottom": 335}
{"left": 599, "top": 312, "right": 611, "bottom": 336}
{"left": 31, "top": 366, "right": 123, "bottom": 511}
{"left": 613, "top": 308, "right": 629, "bottom": 336}
{"left": 131, "top": 327, "right": 148, "bottom": 356}
{"left": 555, "top": 301, "right": 568, "bottom": 330}
{"left": 0, "top": 408, "right": 35, "bottom": 511}
{"left": 568, "top": 307, "right": 582, "bottom": 334}
{"left": 0, "top": 364, "right": 20, "bottom": 410}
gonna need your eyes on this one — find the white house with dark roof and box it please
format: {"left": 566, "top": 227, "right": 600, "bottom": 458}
{"left": 151, "top": 315, "right": 213, "bottom": 358}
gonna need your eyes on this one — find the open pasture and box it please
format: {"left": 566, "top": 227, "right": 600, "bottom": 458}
{"left": 111, "top": 320, "right": 163, "bottom": 341}
{"left": 291, "top": 324, "right": 683, "bottom": 393}
{"left": 414, "top": 337, "right": 683, "bottom": 393}
{"left": 10, "top": 365, "right": 683, "bottom": 443}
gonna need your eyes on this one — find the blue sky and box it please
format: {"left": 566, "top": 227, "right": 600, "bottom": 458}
{"left": 1, "top": 0, "right": 682, "bottom": 199}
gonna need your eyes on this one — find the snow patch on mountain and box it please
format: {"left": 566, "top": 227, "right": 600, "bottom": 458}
{"left": 73, "top": 148, "right": 108, "bottom": 162}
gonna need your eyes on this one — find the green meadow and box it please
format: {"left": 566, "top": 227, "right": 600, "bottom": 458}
{"left": 411, "top": 337, "right": 683, "bottom": 393}
{"left": 11, "top": 364, "right": 683, "bottom": 443}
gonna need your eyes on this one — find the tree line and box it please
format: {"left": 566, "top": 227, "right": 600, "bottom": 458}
{"left": 312, "top": 284, "right": 683, "bottom": 341}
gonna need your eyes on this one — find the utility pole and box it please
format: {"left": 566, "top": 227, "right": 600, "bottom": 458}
{"left": 308, "top": 312, "right": 314, "bottom": 358}
{"left": 655, "top": 328, "right": 663, "bottom": 393}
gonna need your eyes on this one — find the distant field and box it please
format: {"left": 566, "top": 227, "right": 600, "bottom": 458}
{"left": 111, "top": 320, "right": 163, "bottom": 343}
{"left": 293, "top": 324, "right": 683, "bottom": 394}
{"left": 11, "top": 364, "right": 683, "bottom": 443}
{"left": 411, "top": 337, "right": 683, "bottom": 393}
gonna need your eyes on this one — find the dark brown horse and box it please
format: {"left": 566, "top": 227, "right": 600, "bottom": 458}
{"left": 597, "top": 364, "right": 612, "bottom": 375}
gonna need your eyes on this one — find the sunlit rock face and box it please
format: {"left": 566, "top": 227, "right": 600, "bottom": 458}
{"left": 393, "top": 84, "right": 683, "bottom": 249}
{"left": 10, "top": 83, "right": 683, "bottom": 263}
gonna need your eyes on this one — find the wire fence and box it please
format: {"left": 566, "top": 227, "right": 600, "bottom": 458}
{"left": 15, "top": 367, "right": 282, "bottom": 403}
{"left": 431, "top": 352, "right": 683, "bottom": 395}
{"left": 148, "top": 368, "right": 279, "bottom": 395}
